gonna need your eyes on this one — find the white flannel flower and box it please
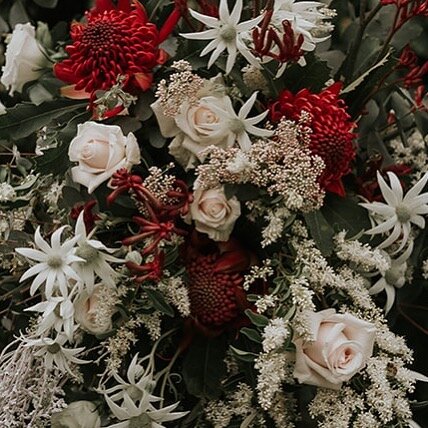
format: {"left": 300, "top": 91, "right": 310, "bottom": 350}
{"left": 272, "top": 0, "right": 334, "bottom": 52}
{"left": 101, "top": 354, "right": 157, "bottom": 404}
{"left": 369, "top": 241, "right": 413, "bottom": 314}
{"left": 25, "top": 294, "right": 77, "bottom": 341}
{"left": 202, "top": 92, "right": 273, "bottom": 151}
{"left": 23, "top": 334, "right": 88, "bottom": 376}
{"left": 102, "top": 354, "right": 188, "bottom": 428}
{"left": 16, "top": 226, "right": 83, "bottom": 298}
{"left": 73, "top": 212, "right": 123, "bottom": 293}
{"left": 181, "top": 0, "right": 263, "bottom": 74}
{"left": 361, "top": 171, "right": 428, "bottom": 252}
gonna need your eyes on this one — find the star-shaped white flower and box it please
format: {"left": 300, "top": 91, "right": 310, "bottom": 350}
{"left": 201, "top": 92, "right": 273, "bottom": 151}
{"left": 361, "top": 171, "right": 428, "bottom": 252}
{"left": 16, "top": 227, "right": 83, "bottom": 298}
{"left": 181, "top": 0, "right": 264, "bottom": 74}
{"left": 25, "top": 294, "right": 77, "bottom": 341}
{"left": 23, "top": 334, "right": 88, "bottom": 376}
{"left": 101, "top": 354, "right": 188, "bottom": 428}
{"left": 368, "top": 241, "right": 413, "bottom": 314}
{"left": 272, "top": 0, "right": 333, "bottom": 52}
{"left": 73, "top": 212, "right": 123, "bottom": 294}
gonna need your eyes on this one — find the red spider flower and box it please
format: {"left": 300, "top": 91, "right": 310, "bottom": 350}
{"left": 270, "top": 82, "right": 357, "bottom": 196}
{"left": 184, "top": 233, "right": 255, "bottom": 331}
{"left": 126, "top": 251, "right": 165, "bottom": 283}
{"left": 355, "top": 154, "right": 412, "bottom": 202}
{"left": 253, "top": 10, "right": 304, "bottom": 67}
{"left": 70, "top": 200, "right": 99, "bottom": 233}
{"left": 54, "top": 0, "right": 180, "bottom": 99}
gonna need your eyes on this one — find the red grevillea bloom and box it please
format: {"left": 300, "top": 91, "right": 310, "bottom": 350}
{"left": 185, "top": 234, "right": 253, "bottom": 329}
{"left": 54, "top": 1, "right": 176, "bottom": 98}
{"left": 270, "top": 82, "right": 357, "bottom": 196}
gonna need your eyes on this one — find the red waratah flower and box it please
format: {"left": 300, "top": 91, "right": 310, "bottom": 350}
{"left": 184, "top": 233, "right": 254, "bottom": 331}
{"left": 270, "top": 82, "right": 357, "bottom": 196}
{"left": 54, "top": 0, "right": 179, "bottom": 99}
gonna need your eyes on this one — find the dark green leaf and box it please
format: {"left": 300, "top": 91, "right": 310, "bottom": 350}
{"left": 245, "top": 309, "right": 269, "bottom": 328}
{"left": 182, "top": 336, "right": 227, "bottom": 399}
{"left": 321, "top": 194, "right": 371, "bottom": 237}
{"left": 28, "top": 83, "right": 54, "bottom": 105}
{"left": 9, "top": 0, "right": 29, "bottom": 27}
{"left": 144, "top": 288, "right": 174, "bottom": 317}
{"left": 280, "top": 53, "right": 332, "bottom": 93}
{"left": 229, "top": 345, "right": 258, "bottom": 362}
{"left": 33, "top": 0, "right": 59, "bottom": 8}
{"left": 0, "top": 100, "right": 87, "bottom": 141}
{"left": 110, "top": 117, "right": 142, "bottom": 134}
{"left": 133, "top": 92, "right": 156, "bottom": 121}
{"left": 304, "top": 210, "right": 335, "bottom": 256}
{"left": 149, "top": 127, "right": 167, "bottom": 148}
{"left": 391, "top": 19, "right": 423, "bottom": 51}
{"left": 240, "top": 327, "right": 262, "bottom": 343}
{"left": 34, "top": 142, "right": 70, "bottom": 176}
{"left": 59, "top": 186, "right": 84, "bottom": 209}
{"left": 224, "top": 183, "right": 259, "bottom": 201}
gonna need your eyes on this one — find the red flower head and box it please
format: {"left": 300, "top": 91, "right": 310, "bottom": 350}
{"left": 184, "top": 233, "right": 256, "bottom": 332}
{"left": 270, "top": 82, "right": 357, "bottom": 196}
{"left": 54, "top": 0, "right": 179, "bottom": 99}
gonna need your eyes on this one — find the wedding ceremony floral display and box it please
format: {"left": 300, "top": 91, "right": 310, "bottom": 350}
{"left": 0, "top": 0, "right": 427, "bottom": 427}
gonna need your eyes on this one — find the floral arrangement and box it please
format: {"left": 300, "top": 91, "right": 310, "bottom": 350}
{"left": 0, "top": 0, "right": 427, "bottom": 427}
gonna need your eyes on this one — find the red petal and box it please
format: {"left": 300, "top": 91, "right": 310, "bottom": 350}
{"left": 134, "top": 72, "right": 153, "bottom": 91}
{"left": 214, "top": 250, "right": 250, "bottom": 274}
{"left": 60, "top": 85, "right": 91, "bottom": 100}
{"left": 54, "top": 63, "right": 77, "bottom": 85}
{"left": 158, "top": 7, "right": 181, "bottom": 43}
{"left": 324, "top": 178, "right": 346, "bottom": 196}
{"left": 94, "top": 0, "right": 115, "bottom": 12}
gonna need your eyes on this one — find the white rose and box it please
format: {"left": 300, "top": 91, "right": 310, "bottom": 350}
{"left": 293, "top": 309, "right": 376, "bottom": 389}
{"left": 187, "top": 186, "right": 241, "bottom": 241}
{"left": 152, "top": 94, "right": 232, "bottom": 169}
{"left": 51, "top": 401, "right": 101, "bottom": 428}
{"left": 68, "top": 122, "right": 140, "bottom": 193}
{"left": 1, "top": 23, "right": 49, "bottom": 95}
{"left": 74, "top": 285, "right": 115, "bottom": 335}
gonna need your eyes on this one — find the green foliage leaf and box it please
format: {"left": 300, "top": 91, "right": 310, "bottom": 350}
{"left": 182, "top": 336, "right": 227, "bottom": 399}
{"left": 33, "top": 0, "right": 59, "bottom": 8}
{"left": 280, "top": 53, "right": 332, "bottom": 93}
{"left": 34, "top": 141, "right": 70, "bottom": 176}
{"left": 304, "top": 210, "right": 335, "bottom": 256}
{"left": 224, "top": 183, "right": 259, "bottom": 201}
{"left": 245, "top": 309, "right": 269, "bottom": 328}
{"left": 9, "top": 0, "right": 29, "bottom": 27}
{"left": 240, "top": 327, "right": 262, "bottom": 344}
{"left": 144, "top": 288, "right": 174, "bottom": 317}
{"left": 229, "top": 345, "right": 258, "bottom": 363}
{"left": 321, "top": 194, "right": 371, "bottom": 237}
{"left": 34, "top": 110, "right": 91, "bottom": 176}
{"left": 0, "top": 100, "right": 87, "bottom": 141}
{"left": 148, "top": 127, "right": 167, "bottom": 148}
